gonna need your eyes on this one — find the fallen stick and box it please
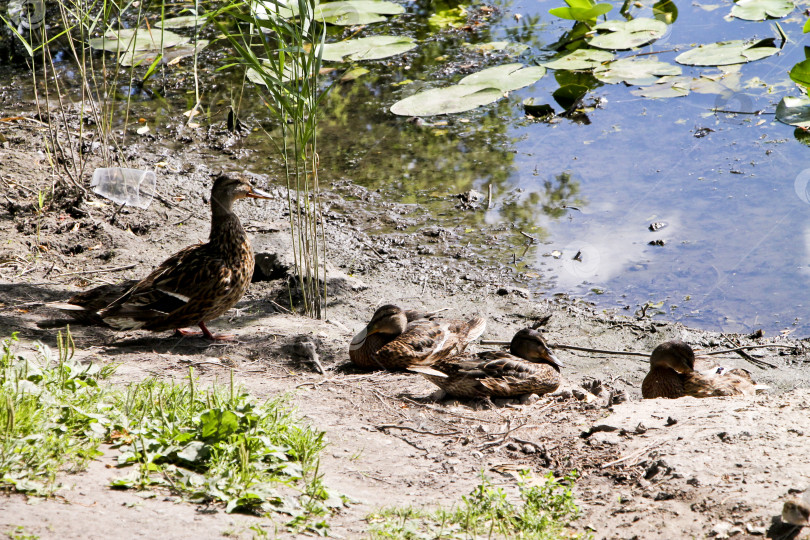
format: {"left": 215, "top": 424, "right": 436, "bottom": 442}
{"left": 54, "top": 264, "right": 137, "bottom": 278}
{"left": 377, "top": 424, "right": 461, "bottom": 437}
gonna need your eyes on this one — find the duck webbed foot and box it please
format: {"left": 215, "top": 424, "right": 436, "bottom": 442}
{"left": 173, "top": 323, "right": 237, "bottom": 342}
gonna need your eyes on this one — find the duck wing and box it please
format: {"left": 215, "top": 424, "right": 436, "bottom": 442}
{"left": 413, "top": 352, "right": 560, "bottom": 398}
{"left": 684, "top": 370, "right": 757, "bottom": 397}
{"left": 100, "top": 244, "right": 236, "bottom": 331}
{"left": 376, "top": 320, "right": 456, "bottom": 369}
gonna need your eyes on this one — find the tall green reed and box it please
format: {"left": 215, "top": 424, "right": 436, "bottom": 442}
{"left": 219, "top": 0, "right": 329, "bottom": 318}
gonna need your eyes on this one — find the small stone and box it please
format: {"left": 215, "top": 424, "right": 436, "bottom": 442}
{"left": 635, "top": 422, "right": 648, "bottom": 435}
{"left": 506, "top": 442, "right": 520, "bottom": 451}
{"left": 710, "top": 520, "right": 733, "bottom": 538}
{"left": 666, "top": 416, "right": 678, "bottom": 426}
{"left": 654, "top": 491, "right": 674, "bottom": 501}
{"left": 745, "top": 524, "right": 766, "bottom": 535}
{"left": 552, "top": 388, "right": 573, "bottom": 400}
{"left": 728, "top": 527, "right": 743, "bottom": 537}
{"left": 521, "top": 444, "right": 536, "bottom": 454}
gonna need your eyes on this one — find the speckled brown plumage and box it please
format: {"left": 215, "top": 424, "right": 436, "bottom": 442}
{"left": 642, "top": 340, "right": 759, "bottom": 399}
{"left": 349, "top": 305, "right": 486, "bottom": 370}
{"left": 413, "top": 328, "right": 563, "bottom": 398}
{"left": 51, "top": 173, "right": 270, "bottom": 340}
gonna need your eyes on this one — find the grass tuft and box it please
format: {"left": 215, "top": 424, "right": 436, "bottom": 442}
{"left": 367, "top": 470, "right": 585, "bottom": 539}
{"left": 0, "top": 333, "right": 331, "bottom": 532}
{"left": 0, "top": 330, "right": 116, "bottom": 495}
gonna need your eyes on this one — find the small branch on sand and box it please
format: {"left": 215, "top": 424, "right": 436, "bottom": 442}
{"left": 377, "top": 424, "right": 461, "bottom": 437}
{"left": 54, "top": 264, "right": 136, "bottom": 278}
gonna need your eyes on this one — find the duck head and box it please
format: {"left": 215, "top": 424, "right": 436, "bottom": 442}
{"left": 510, "top": 328, "right": 563, "bottom": 369}
{"left": 649, "top": 340, "right": 695, "bottom": 374}
{"left": 211, "top": 173, "right": 272, "bottom": 215}
{"left": 349, "top": 305, "right": 409, "bottom": 351}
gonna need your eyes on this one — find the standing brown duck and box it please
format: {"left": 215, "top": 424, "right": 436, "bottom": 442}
{"left": 349, "top": 304, "right": 486, "bottom": 370}
{"left": 51, "top": 173, "right": 271, "bottom": 340}
{"left": 641, "top": 340, "right": 760, "bottom": 398}
{"left": 411, "top": 328, "right": 563, "bottom": 398}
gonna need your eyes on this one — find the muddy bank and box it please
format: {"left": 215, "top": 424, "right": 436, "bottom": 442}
{"left": 1, "top": 113, "right": 809, "bottom": 539}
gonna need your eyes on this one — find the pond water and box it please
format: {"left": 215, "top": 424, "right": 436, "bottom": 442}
{"left": 306, "top": 0, "right": 810, "bottom": 335}
{"left": 2, "top": 0, "right": 809, "bottom": 334}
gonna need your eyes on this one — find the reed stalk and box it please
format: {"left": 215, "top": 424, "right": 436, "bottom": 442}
{"left": 219, "top": 0, "right": 329, "bottom": 318}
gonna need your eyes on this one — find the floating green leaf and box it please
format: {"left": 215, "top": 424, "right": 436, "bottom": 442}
{"left": 390, "top": 64, "right": 546, "bottom": 116}
{"left": 340, "top": 66, "right": 369, "bottom": 81}
{"left": 315, "top": 0, "right": 404, "bottom": 25}
{"left": 730, "top": 0, "right": 793, "bottom": 21}
{"left": 320, "top": 36, "right": 416, "bottom": 62}
{"left": 458, "top": 63, "right": 546, "bottom": 92}
{"left": 543, "top": 49, "right": 614, "bottom": 70}
{"left": 89, "top": 28, "right": 189, "bottom": 53}
{"left": 552, "top": 84, "right": 589, "bottom": 109}
{"left": 119, "top": 39, "right": 209, "bottom": 67}
{"left": 549, "top": 0, "right": 612, "bottom": 21}
{"left": 154, "top": 15, "right": 208, "bottom": 28}
{"left": 675, "top": 39, "right": 780, "bottom": 66}
{"left": 775, "top": 96, "right": 810, "bottom": 127}
{"left": 523, "top": 98, "right": 555, "bottom": 117}
{"left": 631, "top": 75, "right": 691, "bottom": 98}
{"left": 588, "top": 18, "right": 668, "bottom": 50}
{"left": 653, "top": 0, "right": 678, "bottom": 24}
{"left": 789, "top": 58, "right": 810, "bottom": 88}
{"left": 429, "top": 5, "right": 468, "bottom": 28}
{"left": 391, "top": 85, "right": 504, "bottom": 116}
{"left": 593, "top": 57, "right": 680, "bottom": 85}
{"left": 464, "top": 41, "right": 530, "bottom": 56}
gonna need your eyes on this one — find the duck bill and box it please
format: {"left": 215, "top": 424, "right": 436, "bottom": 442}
{"left": 547, "top": 350, "right": 564, "bottom": 368}
{"left": 247, "top": 187, "right": 273, "bottom": 200}
{"left": 349, "top": 327, "right": 368, "bottom": 351}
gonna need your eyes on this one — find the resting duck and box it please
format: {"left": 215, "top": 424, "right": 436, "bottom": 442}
{"left": 349, "top": 304, "right": 486, "bottom": 370}
{"left": 411, "top": 328, "right": 563, "bottom": 398}
{"left": 641, "top": 340, "right": 760, "bottom": 398}
{"left": 51, "top": 173, "right": 271, "bottom": 340}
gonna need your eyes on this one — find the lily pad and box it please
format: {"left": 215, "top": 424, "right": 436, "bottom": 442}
{"left": 543, "top": 49, "right": 614, "bottom": 70}
{"left": 391, "top": 85, "right": 505, "bottom": 116}
{"left": 429, "top": 5, "right": 468, "bottom": 28}
{"left": 320, "top": 36, "right": 416, "bottom": 62}
{"left": 458, "top": 63, "right": 546, "bottom": 92}
{"left": 588, "top": 18, "right": 668, "bottom": 50}
{"left": 775, "top": 96, "right": 810, "bottom": 127}
{"left": 523, "top": 98, "right": 555, "bottom": 117}
{"left": 552, "top": 84, "right": 589, "bottom": 109}
{"left": 315, "top": 0, "right": 404, "bottom": 25}
{"left": 464, "top": 41, "right": 530, "bottom": 56}
{"left": 119, "top": 39, "right": 209, "bottom": 67}
{"left": 789, "top": 58, "right": 810, "bottom": 89}
{"left": 390, "top": 63, "right": 545, "bottom": 116}
{"left": 549, "top": 0, "right": 612, "bottom": 21}
{"left": 154, "top": 15, "right": 208, "bottom": 28}
{"left": 89, "top": 28, "right": 189, "bottom": 53}
{"left": 593, "top": 57, "right": 681, "bottom": 85}
{"left": 730, "top": 0, "right": 793, "bottom": 21}
{"left": 675, "top": 39, "right": 780, "bottom": 66}
{"left": 631, "top": 75, "right": 691, "bottom": 98}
